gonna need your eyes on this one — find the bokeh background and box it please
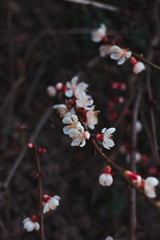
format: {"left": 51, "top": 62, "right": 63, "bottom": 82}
{"left": 0, "top": 0, "right": 160, "bottom": 239}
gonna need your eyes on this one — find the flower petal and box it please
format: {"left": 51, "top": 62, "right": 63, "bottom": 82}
{"left": 103, "top": 138, "right": 115, "bottom": 150}
{"left": 62, "top": 117, "right": 72, "bottom": 124}
{"left": 117, "top": 57, "right": 125, "bottom": 65}
{"left": 71, "top": 139, "right": 81, "bottom": 146}
{"left": 65, "top": 90, "right": 73, "bottom": 97}
{"left": 71, "top": 76, "right": 79, "bottom": 85}
{"left": 145, "top": 177, "right": 159, "bottom": 187}
{"left": 104, "top": 127, "right": 116, "bottom": 136}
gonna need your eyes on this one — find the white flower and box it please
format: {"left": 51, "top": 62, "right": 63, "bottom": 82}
{"left": 105, "top": 237, "right": 114, "bottom": 240}
{"left": 56, "top": 82, "right": 63, "bottom": 90}
{"left": 68, "top": 126, "right": 90, "bottom": 147}
{"left": 99, "top": 173, "right": 113, "bottom": 186}
{"left": 144, "top": 177, "right": 159, "bottom": 198}
{"left": 62, "top": 114, "right": 82, "bottom": 134}
{"left": 53, "top": 104, "right": 75, "bottom": 118}
{"left": 65, "top": 76, "right": 88, "bottom": 98}
{"left": 110, "top": 45, "right": 132, "bottom": 65}
{"left": 76, "top": 91, "right": 93, "bottom": 110}
{"left": 46, "top": 86, "right": 57, "bottom": 97}
{"left": 133, "top": 61, "right": 145, "bottom": 74}
{"left": 99, "top": 44, "right": 112, "bottom": 57}
{"left": 91, "top": 24, "right": 107, "bottom": 42}
{"left": 86, "top": 106, "right": 99, "bottom": 130}
{"left": 23, "top": 215, "right": 40, "bottom": 232}
{"left": 43, "top": 195, "right": 60, "bottom": 214}
{"left": 101, "top": 127, "right": 116, "bottom": 150}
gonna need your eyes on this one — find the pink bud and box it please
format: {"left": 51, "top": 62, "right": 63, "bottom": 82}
{"left": 110, "top": 82, "right": 119, "bottom": 89}
{"left": 56, "top": 82, "right": 67, "bottom": 92}
{"left": 142, "top": 155, "right": 149, "bottom": 163}
{"left": 104, "top": 166, "right": 111, "bottom": 174}
{"left": 28, "top": 142, "right": 34, "bottom": 148}
{"left": 148, "top": 167, "right": 158, "bottom": 175}
{"left": 114, "top": 96, "right": 124, "bottom": 103}
{"left": 34, "top": 173, "right": 40, "bottom": 179}
{"left": 95, "top": 133, "right": 104, "bottom": 142}
{"left": 108, "top": 113, "right": 119, "bottom": 120}
{"left": 46, "top": 86, "right": 57, "bottom": 97}
{"left": 56, "top": 82, "right": 63, "bottom": 90}
{"left": 118, "top": 83, "right": 126, "bottom": 90}
{"left": 30, "top": 215, "right": 38, "bottom": 223}
{"left": 102, "top": 35, "right": 108, "bottom": 42}
{"left": 107, "top": 101, "right": 114, "bottom": 111}
{"left": 38, "top": 148, "right": 47, "bottom": 154}
{"left": 120, "top": 143, "right": 131, "bottom": 154}
{"left": 124, "top": 109, "right": 131, "bottom": 116}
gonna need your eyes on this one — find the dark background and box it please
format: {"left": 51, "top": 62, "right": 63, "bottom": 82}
{"left": 0, "top": 0, "right": 160, "bottom": 239}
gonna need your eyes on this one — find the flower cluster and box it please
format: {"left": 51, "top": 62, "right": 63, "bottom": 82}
{"left": 23, "top": 194, "right": 60, "bottom": 232}
{"left": 92, "top": 24, "right": 145, "bottom": 74}
{"left": 52, "top": 76, "right": 116, "bottom": 150}
{"left": 126, "top": 170, "right": 159, "bottom": 198}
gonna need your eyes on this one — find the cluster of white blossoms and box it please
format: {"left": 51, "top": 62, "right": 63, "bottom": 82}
{"left": 52, "top": 76, "right": 116, "bottom": 149}
{"left": 126, "top": 170, "right": 159, "bottom": 198}
{"left": 23, "top": 194, "right": 60, "bottom": 232}
{"left": 91, "top": 24, "right": 145, "bottom": 74}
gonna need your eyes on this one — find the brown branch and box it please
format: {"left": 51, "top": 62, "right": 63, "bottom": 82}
{"left": 33, "top": 144, "right": 45, "bottom": 240}
{"left": 0, "top": 105, "right": 53, "bottom": 190}
{"left": 64, "top": 0, "right": 132, "bottom": 17}
{"left": 129, "top": 79, "right": 142, "bottom": 240}
{"left": 7, "top": 0, "right": 14, "bottom": 86}
{"left": 0, "top": 75, "right": 25, "bottom": 114}
{"left": 74, "top": 107, "right": 160, "bottom": 212}
{"left": 132, "top": 52, "right": 160, "bottom": 72}
{"left": 144, "top": 1, "right": 160, "bottom": 168}
{"left": 140, "top": 109, "right": 155, "bottom": 159}
{"left": 146, "top": 69, "right": 160, "bottom": 167}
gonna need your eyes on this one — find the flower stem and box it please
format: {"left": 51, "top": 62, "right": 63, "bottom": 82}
{"left": 74, "top": 106, "right": 160, "bottom": 212}
{"left": 34, "top": 144, "right": 45, "bottom": 240}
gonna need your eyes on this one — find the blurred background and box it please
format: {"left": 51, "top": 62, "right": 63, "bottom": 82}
{"left": 0, "top": 0, "right": 160, "bottom": 239}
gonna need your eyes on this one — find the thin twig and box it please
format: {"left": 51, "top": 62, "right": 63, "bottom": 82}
{"left": 145, "top": 1, "right": 160, "bottom": 168}
{"left": 129, "top": 79, "right": 142, "bottom": 240}
{"left": 140, "top": 109, "right": 155, "bottom": 158}
{"left": 132, "top": 52, "right": 160, "bottom": 72}
{"left": 7, "top": 0, "right": 14, "bottom": 86}
{"left": 114, "top": 93, "right": 135, "bottom": 128}
{"left": 146, "top": 69, "right": 160, "bottom": 168}
{"left": 33, "top": 144, "right": 45, "bottom": 240}
{"left": 74, "top": 107, "right": 160, "bottom": 212}
{"left": 0, "top": 75, "right": 25, "bottom": 114}
{"left": 64, "top": 0, "right": 132, "bottom": 17}
{"left": 0, "top": 105, "right": 53, "bottom": 190}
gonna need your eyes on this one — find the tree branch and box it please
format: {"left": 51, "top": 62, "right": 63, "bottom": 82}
{"left": 33, "top": 144, "right": 45, "bottom": 240}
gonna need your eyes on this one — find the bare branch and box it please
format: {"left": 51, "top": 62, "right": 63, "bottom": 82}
{"left": 64, "top": 0, "right": 132, "bottom": 17}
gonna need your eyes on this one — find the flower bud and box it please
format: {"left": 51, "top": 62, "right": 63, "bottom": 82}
{"left": 99, "top": 173, "right": 113, "bottom": 186}
{"left": 46, "top": 86, "right": 57, "bottom": 97}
